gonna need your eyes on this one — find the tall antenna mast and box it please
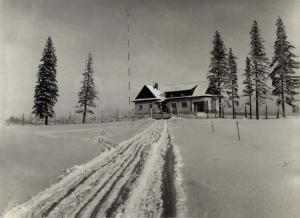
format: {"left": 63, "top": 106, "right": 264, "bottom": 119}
{"left": 127, "top": 9, "right": 131, "bottom": 116}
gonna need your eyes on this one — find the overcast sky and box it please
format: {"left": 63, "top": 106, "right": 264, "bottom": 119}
{"left": 1, "top": 0, "right": 300, "bottom": 118}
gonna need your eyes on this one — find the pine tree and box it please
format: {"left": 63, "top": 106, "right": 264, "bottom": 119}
{"left": 208, "top": 31, "right": 228, "bottom": 118}
{"left": 242, "top": 57, "right": 254, "bottom": 119}
{"left": 32, "top": 37, "right": 58, "bottom": 125}
{"left": 270, "top": 17, "right": 300, "bottom": 118}
{"left": 76, "top": 53, "right": 98, "bottom": 123}
{"left": 226, "top": 48, "right": 239, "bottom": 119}
{"left": 249, "top": 20, "right": 270, "bottom": 120}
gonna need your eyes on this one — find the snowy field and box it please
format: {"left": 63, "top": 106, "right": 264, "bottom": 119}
{"left": 170, "top": 118, "right": 300, "bottom": 218}
{"left": 2, "top": 117, "right": 300, "bottom": 218}
{"left": 3, "top": 120, "right": 183, "bottom": 218}
{"left": 0, "top": 119, "right": 153, "bottom": 216}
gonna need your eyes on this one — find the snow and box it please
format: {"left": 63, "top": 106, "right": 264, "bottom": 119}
{"left": 169, "top": 129, "right": 188, "bottom": 218}
{"left": 3, "top": 116, "right": 296, "bottom": 218}
{"left": 145, "top": 85, "right": 163, "bottom": 99}
{"left": 170, "top": 117, "right": 300, "bottom": 218}
{"left": 0, "top": 119, "right": 153, "bottom": 216}
{"left": 3, "top": 120, "right": 176, "bottom": 218}
{"left": 120, "top": 121, "right": 168, "bottom": 218}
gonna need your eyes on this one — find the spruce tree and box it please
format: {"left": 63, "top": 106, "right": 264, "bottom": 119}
{"left": 270, "top": 17, "right": 300, "bottom": 118}
{"left": 208, "top": 31, "right": 228, "bottom": 118}
{"left": 242, "top": 57, "right": 254, "bottom": 119}
{"left": 226, "top": 48, "right": 239, "bottom": 119}
{"left": 249, "top": 21, "right": 270, "bottom": 120}
{"left": 76, "top": 53, "right": 98, "bottom": 123}
{"left": 32, "top": 37, "right": 58, "bottom": 125}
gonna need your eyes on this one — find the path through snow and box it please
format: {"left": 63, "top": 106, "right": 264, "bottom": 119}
{"left": 4, "top": 120, "right": 186, "bottom": 218}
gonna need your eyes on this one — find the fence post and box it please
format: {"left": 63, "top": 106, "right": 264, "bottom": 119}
{"left": 211, "top": 120, "right": 214, "bottom": 134}
{"left": 206, "top": 101, "right": 209, "bottom": 119}
{"left": 233, "top": 105, "right": 235, "bottom": 119}
{"left": 236, "top": 121, "right": 240, "bottom": 141}
{"left": 244, "top": 106, "right": 247, "bottom": 118}
{"left": 222, "top": 107, "right": 225, "bottom": 118}
{"left": 265, "top": 105, "right": 268, "bottom": 119}
{"left": 66, "top": 112, "right": 71, "bottom": 124}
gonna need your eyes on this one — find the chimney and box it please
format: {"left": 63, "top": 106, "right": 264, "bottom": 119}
{"left": 153, "top": 82, "right": 159, "bottom": 89}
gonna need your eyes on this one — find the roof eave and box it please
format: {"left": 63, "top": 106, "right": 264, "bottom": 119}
{"left": 132, "top": 98, "right": 162, "bottom": 102}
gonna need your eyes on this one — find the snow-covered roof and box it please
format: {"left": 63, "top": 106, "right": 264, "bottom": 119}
{"left": 191, "top": 81, "right": 210, "bottom": 96}
{"left": 160, "top": 83, "right": 198, "bottom": 92}
{"left": 134, "top": 81, "right": 214, "bottom": 102}
{"left": 145, "top": 85, "right": 163, "bottom": 99}
{"left": 159, "top": 81, "right": 211, "bottom": 96}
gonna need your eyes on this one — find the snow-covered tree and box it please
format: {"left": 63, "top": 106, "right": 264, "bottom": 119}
{"left": 208, "top": 31, "right": 228, "bottom": 118}
{"left": 32, "top": 37, "right": 58, "bottom": 125}
{"left": 249, "top": 20, "right": 270, "bottom": 120}
{"left": 242, "top": 57, "right": 254, "bottom": 119}
{"left": 76, "top": 53, "right": 98, "bottom": 123}
{"left": 226, "top": 48, "right": 239, "bottom": 119}
{"left": 270, "top": 17, "right": 300, "bottom": 118}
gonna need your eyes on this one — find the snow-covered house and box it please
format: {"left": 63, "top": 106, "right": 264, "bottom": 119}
{"left": 133, "top": 82, "right": 218, "bottom": 115}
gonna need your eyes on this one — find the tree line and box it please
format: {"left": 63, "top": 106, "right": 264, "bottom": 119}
{"left": 207, "top": 17, "right": 300, "bottom": 119}
{"left": 32, "top": 17, "right": 300, "bottom": 125}
{"left": 32, "top": 37, "right": 98, "bottom": 125}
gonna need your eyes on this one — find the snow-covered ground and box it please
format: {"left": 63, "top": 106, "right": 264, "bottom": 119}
{"left": 3, "top": 120, "right": 182, "bottom": 218}
{"left": 3, "top": 117, "right": 299, "bottom": 218}
{"left": 170, "top": 118, "right": 300, "bottom": 218}
{"left": 0, "top": 119, "right": 153, "bottom": 216}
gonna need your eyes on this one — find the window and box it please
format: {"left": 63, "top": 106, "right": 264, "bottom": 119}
{"left": 139, "top": 105, "right": 143, "bottom": 110}
{"left": 182, "top": 102, "right": 187, "bottom": 108}
{"left": 171, "top": 103, "right": 177, "bottom": 108}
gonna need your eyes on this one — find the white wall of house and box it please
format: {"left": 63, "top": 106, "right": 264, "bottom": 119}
{"left": 166, "top": 100, "right": 191, "bottom": 114}
{"left": 135, "top": 102, "right": 150, "bottom": 115}
{"left": 166, "top": 97, "right": 216, "bottom": 114}
{"left": 134, "top": 97, "right": 217, "bottom": 115}
{"left": 134, "top": 102, "right": 160, "bottom": 115}
{"left": 191, "top": 97, "right": 215, "bottom": 112}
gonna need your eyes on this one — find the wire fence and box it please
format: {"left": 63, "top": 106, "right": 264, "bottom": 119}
{"left": 5, "top": 113, "right": 142, "bottom": 126}
{"left": 5, "top": 109, "right": 300, "bottom": 126}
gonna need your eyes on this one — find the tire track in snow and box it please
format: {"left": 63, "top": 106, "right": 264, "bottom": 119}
{"left": 41, "top": 169, "right": 97, "bottom": 217}
{"left": 40, "top": 140, "right": 138, "bottom": 217}
{"left": 4, "top": 120, "right": 186, "bottom": 218}
{"left": 102, "top": 129, "right": 162, "bottom": 218}
{"left": 73, "top": 142, "right": 144, "bottom": 218}
{"left": 88, "top": 144, "right": 147, "bottom": 218}
{"left": 73, "top": 125, "right": 163, "bottom": 218}
{"left": 33, "top": 124, "right": 159, "bottom": 218}
{"left": 104, "top": 145, "right": 149, "bottom": 217}
{"left": 161, "top": 133, "right": 177, "bottom": 217}
{"left": 4, "top": 122, "right": 158, "bottom": 218}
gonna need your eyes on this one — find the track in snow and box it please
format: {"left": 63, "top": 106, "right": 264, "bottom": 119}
{"left": 4, "top": 120, "right": 179, "bottom": 218}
